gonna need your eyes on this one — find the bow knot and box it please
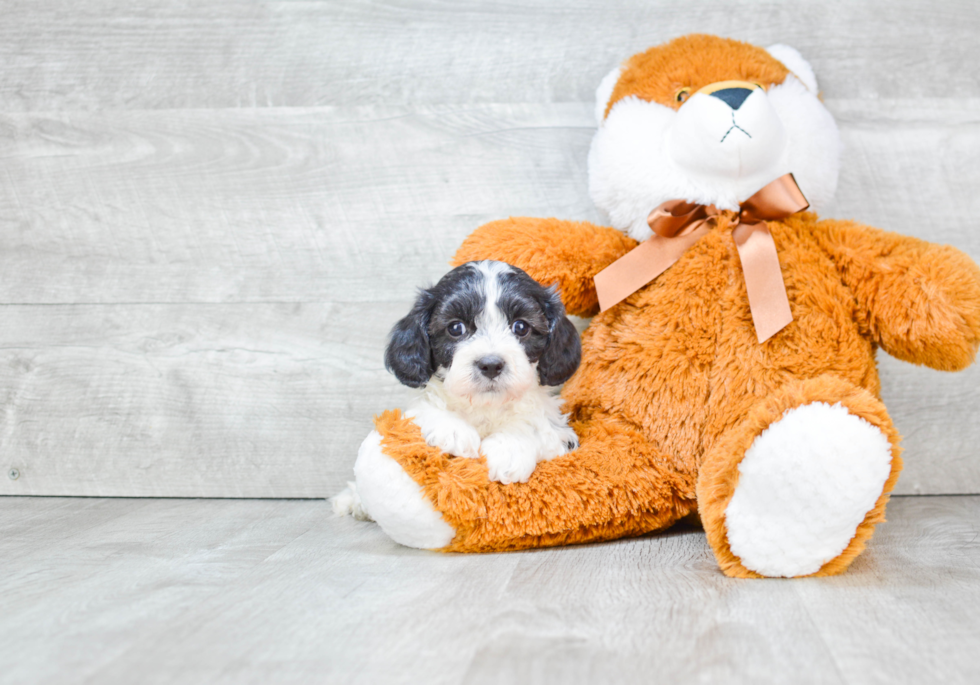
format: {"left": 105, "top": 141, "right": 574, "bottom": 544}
{"left": 593, "top": 173, "right": 809, "bottom": 343}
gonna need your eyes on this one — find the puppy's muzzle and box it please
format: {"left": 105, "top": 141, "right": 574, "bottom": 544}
{"left": 476, "top": 356, "right": 505, "bottom": 380}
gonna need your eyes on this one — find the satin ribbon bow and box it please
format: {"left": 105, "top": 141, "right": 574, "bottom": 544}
{"left": 593, "top": 173, "right": 809, "bottom": 343}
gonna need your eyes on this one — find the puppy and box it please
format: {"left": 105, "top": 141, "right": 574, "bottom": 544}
{"left": 333, "top": 260, "right": 581, "bottom": 519}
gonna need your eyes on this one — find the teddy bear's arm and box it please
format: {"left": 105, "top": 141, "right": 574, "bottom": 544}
{"left": 814, "top": 219, "right": 980, "bottom": 371}
{"left": 452, "top": 217, "right": 637, "bottom": 317}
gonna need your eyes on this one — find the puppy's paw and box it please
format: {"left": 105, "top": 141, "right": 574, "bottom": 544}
{"left": 420, "top": 418, "right": 482, "bottom": 460}
{"left": 550, "top": 422, "right": 580, "bottom": 458}
{"left": 481, "top": 433, "right": 538, "bottom": 484}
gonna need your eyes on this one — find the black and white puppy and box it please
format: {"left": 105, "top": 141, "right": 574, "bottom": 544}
{"left": 332, "top": 261, "right": 581, "bottom": 528}
{"left": 332, "top": 261, "right": 580, "bottom": 520}
{"left": 382, "top": 260, "right": 581, "bottom": 483}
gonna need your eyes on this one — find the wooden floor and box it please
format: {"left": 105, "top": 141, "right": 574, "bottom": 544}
{"left": 2, "top": 495, "right": 979, "bottom": 684}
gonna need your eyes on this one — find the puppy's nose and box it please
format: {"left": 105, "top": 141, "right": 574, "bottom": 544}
{"left": 476, "top": 356, "right": 505, "bottom": 379}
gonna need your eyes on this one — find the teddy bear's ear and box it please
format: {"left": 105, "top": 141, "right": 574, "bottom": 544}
{"left": 766, "top": 44, "right": 819, "bottom": 93}
{"left": 594, "top": 64, "right": 623, "bottom": 125}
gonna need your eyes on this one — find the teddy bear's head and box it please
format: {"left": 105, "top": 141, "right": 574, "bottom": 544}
{"left": 589, "top": 34, "right": 841, "bottom": 241}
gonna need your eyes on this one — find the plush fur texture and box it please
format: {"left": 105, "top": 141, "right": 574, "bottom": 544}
{"left": 603, "top": 34, "right": 790, "bottom": 118}
{"left": 354, "top": 35, "right": 980, "bottom": 577}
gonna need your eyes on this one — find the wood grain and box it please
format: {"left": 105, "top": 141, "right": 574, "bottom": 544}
{"left": 1, "top": 1, "right": 979, "bottom": 497}
{"left": 2, "top": 495, "right": 979, "bottom": 684}
{"left": 0, "top": 105, "right": 598, "bottom": 303}
{"left": 1, "top": 1, "right": 978, "bottom": 111}
{"left": 2, "top": 99, "right": 979, "bottom": 496}
{"left": 1, "top": 100, "right": 978, "bottom": 305}
{"left": 0, "top": 303, "right": 416, "bottom": 497}
{"left": 0, "top": 302, "right": 975, "bottom": 497}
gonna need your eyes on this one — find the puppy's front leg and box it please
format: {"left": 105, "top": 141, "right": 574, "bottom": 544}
{"left": 481, "top": 429, "right": 539, "bottom": 485}
{"left": 406, "top": 404, "right": 482, "bottom": 460}
{"left": 482, "top": 413, "right": 579, "bottom": 484}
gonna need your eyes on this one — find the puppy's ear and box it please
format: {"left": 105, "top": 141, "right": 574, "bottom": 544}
{"left": 384, "top": 289, "right": 436, "bottom": 388}
{"left": 537, "top": 286, "right": 582, "bottom": 386}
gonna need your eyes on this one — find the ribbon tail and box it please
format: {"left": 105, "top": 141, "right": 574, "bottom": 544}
{"left": 732, "top": 221, "right": 793, "bottom": 343}
{"left": 594, "top": 226, "right": 709, "bottom": 312}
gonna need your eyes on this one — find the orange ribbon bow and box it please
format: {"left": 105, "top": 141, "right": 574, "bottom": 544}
{"left": 593, "top": 173, "right": 809, "bottom": 343}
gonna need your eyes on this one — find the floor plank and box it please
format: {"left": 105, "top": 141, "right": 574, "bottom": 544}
{"left": 1, "top": 496, "right": 978, "bottom": 684}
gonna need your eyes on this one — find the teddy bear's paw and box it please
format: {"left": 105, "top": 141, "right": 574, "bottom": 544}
{"left": 724, "top": 401, "right": 893, "bottom": 577}
{"left": 330, "top": 481, "right": 373, "bottom": 521}
{"left": 352, "top": 431, "right": 456, "bottom": 549}
{"left": 481, "top": 433, "right": 538, "bottom": 484}
{"left": 417, "top": 416, "right": 482, "bottom": 460}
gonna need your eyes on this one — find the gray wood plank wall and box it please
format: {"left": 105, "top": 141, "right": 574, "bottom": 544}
{"left": 1, "top": 1, "right": 979, "bottom": 497}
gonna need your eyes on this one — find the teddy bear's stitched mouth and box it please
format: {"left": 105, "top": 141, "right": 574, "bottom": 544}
{"left": 720, "top": 112, "right": 753, "bottom": 143}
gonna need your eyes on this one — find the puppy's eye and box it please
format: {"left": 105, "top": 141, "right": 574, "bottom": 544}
{"left": 511, "top": 320, "right": 530, "bottom": 337}
{"left": 675, "top": 87, "right": 691, "bottom": 104}
{"left": 448, "top": 321, "right": 466, "bottom": 337}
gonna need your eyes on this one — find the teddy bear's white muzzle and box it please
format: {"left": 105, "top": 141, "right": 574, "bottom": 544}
{"left": 667, "top": 84, "right": 787, "bottom": 184}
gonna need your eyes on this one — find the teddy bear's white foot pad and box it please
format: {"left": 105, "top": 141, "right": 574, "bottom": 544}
{"left": 352, "top": 431, "right": 456, "bottom": 550}
{"left": 724, "top": 402, "right": 892, "bottom": 577}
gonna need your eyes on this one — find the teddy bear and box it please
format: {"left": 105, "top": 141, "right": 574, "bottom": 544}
{"left": 350, "top": 34, "right": 980, "bottom": 577}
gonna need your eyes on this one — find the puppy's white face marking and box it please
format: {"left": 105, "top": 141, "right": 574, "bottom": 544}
{"left": 442, "top": 261, "right": 536, "bottom": 407}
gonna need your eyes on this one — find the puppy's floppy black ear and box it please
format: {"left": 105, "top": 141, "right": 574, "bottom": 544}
{"left": 537, "top": 285, "right": 582, "bottom": 386}
{"left": 384, "top": 289, "right": 436, "bottom": 388}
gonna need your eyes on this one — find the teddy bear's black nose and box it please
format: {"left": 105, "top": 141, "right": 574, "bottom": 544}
{"left": 710, "top": 87, "right": 754, "bottom": 110}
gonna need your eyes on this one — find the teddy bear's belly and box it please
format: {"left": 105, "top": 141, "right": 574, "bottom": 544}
{"left": 562, "top": 228, "right": 879, "bottom": 477}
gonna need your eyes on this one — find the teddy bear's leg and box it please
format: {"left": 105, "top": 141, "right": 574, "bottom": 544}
{"left": 697, "top": 375, "right": 903, "bottom": 578}
{"left": 352, "top": 430, "right": 457, "bottom": 549}
{"left": 355, "top": 409, "right": 695, "bottom": 552}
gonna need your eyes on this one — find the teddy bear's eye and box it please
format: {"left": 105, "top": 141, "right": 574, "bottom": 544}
{"left": 675, "top": 87, "right": 691, "bottom": 104}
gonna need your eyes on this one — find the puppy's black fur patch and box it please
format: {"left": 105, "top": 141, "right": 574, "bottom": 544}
{"left": 536, "top": 286, "right": 582, "bottom": 386}
{"left": 384, "top": 288, "right": 437, "bottom": 388}
{"left": 385, "top": 265, "right": 485, "bottom": 387}
{"left": 426, "top": 269, "right": 486, "bottom": 375}
{"left": 496, "top": 270, "right": 581, "bottom": 386}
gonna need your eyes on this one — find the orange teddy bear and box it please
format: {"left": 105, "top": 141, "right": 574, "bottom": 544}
{"left": 350, "top": 34, "right": 980, "bottom": 577}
